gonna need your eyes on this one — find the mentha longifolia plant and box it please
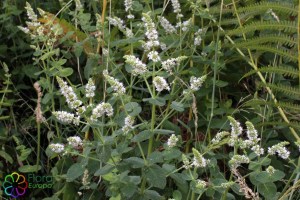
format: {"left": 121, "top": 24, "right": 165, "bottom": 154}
{"left": 18, "top": 0, "right": 296, "bottom": 199}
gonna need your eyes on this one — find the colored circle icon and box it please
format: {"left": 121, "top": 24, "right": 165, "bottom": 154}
{"left": 3, "top": 172, "right": 28, "bottom": 198}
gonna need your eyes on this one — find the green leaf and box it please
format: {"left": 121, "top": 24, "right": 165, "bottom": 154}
{"left": 40, "top": 49, "right": 59, "bottom": 60}
{"left": 148, "top": 151, "right": 163, "bottom": 164}
{"left": 132, "top": 130, "right": 153, "bottom": 142}
{"left": 63, "top": 183, "right": 77, "bottom": 200}
{"left": 132, "top": 1, "right": 143, "bottom": 11}
{"left": 215, "top": 80, "right": 228, "bottom": 87}
{"left": 145, "top": 164, "right": 167, "bottom": 188}
{"left": 124, "top": 157, "right": 145, "bottom": 168}
{"left": 66, "top": 163, "right": 85, "bottom": 182}
{"left": 173, "top": 190, "right": 182, "bottom": 200}
{"left": 58, "top": 67, "right": 73, "bottom": 77}
{"left": 51, "top": 59, "right": 67, "bottom": 68}
{"left": 171, "top": 101, "right": 185, "bottom": 112}
{"left": 121, "top": 182, "right": 137, "bottom": 198}
{"left": 163, "top": 148, "right": 182, "bottom": 161}
{"left": 144, "top": 189, "right": 163, "bottom": 200}
{"left": 124, "top": 102, "right": 142, "bottom": 116}
{"left": 19, "top": 148, "right": 32, "bottom": 161}
{"left": 0, "top": 150, "right": 13, "bottom": 164}
{"left": 143, "top": 97, "right": 166, "bottom": 106}
{"left": 248, "top": 157, "right": 271, "bottom": 170}
{"left": 257, "top": 182, "right": 277, "bottom": 199}
{"left": 19, "top": 165, "right": 41, "bottom": 173}
{"left": 94, "top": 164, "right": 115, "bottom": 176}
{"left": 74, "top": 42, "right": 83, "bottom": 57}
{"left": 255, "top": 171, "right": 285, "bottom": 183}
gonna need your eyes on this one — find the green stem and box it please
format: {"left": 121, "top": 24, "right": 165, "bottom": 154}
{"left": 147, "top": 104, "right": 156, "bottom": 155}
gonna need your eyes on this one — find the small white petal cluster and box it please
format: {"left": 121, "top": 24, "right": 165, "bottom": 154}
{"left": 19, "top": 26, "right": 30, "bottom": 34}
{"left": 25, "top": 2, "right": 38, "bottom": 22}
{"left": 90, "top": 102, "right": 113, "bottom": 121}
{"left": 124, "top": 0, "right": 133, "bottom": 12}
{"left": 245, "top": 121, "right": 260, "bottom": 144}
{"left": 142, "top": 13, "right": 160, "bottom": 51}
{"left": 194, "top": 29, "right": 203, "bottom": 46}
{"left": 124, "top": 55, "right": 148, "bottom": 76}
{"left": 266, "top": 166, "right": 275, "bottom": 175}
{"left": 75, "top": 0, "right": 83, "bottom": 10}
{"left": 171, "top": 0, "right": 183, "bottom": 18}
{"left": 251, "top": 145, "right": 264, "bottom": 156}
{"left": 211, "top": 131, "right": 230, "bottom": 145}
{"left": 190, "top": 75, "right": 206, "bottom": 91}
{"left": 57, "top": 77, "right": 82, "bottom": 109}
{"left": 182, "top": 154, "right": 191, "bottom": 169}
{"left": 85, "top": 78, "right": 96, "bottom": 98}
{"left": 125, "top": 28, "right": 133, "bottom": 38}
{"left": 67, "top": 136, "right": 83, "bottom": 148}
{"left": 159, "top": 16, "right": 176, "bottom": 34}
{"left": 107, "top": 17, "right": 133, "bottom": 38}
{"left": 268, "top": 141, "right": 290, "bottom": 159}
{"left": 107, "top": 16, "right": 125, "bottom": 30}
{"left": 148, "top": 51, "right": 161, "bottom": 63}
{"left": 227, "top": 116, "right": 243, "bottom": 147}
{"left": 122, "top": 116, "right": 135, "bottom": 133}
{"left": 160, "top": 43, "right": 167, "bottom": 51}
{"left": 53, "top": 111, "right": 80, "bottom": 126}
{"left": 153, "top": 76, "right": 170, "bottom": 92}
{"left": 103, "top": 70, "right": 126, "bottom": 95}
{"left": 49, "top": 143, "right": 65, "bottom": 153}
{"left": 19, "top": 2, "right": 44, "bottom": 39}
{"left": 162, "top": 56, "right": 187, "bottom": 74}
{"left": 82, "top": 169, "right": 90, "bottom": 186}
{"left": 177, "top": 19, "right": 191, "bottom": 32}
{"left": 229, "top": 155, "right": 249, "bottom": 168}
{"left": 167, "top": 134, "right": 179, "bottom": 148}
{"left": 220, "top": 181, "right": 235, "bottom": 189}
{"left": 127, "top": 14, "right": 135, "bottom": 19}
{"left": 240, "top": 121, "right": 264, "bottom": 155}
{"left": 192, "top": 148, "right": 209, "bottom": 168}
{"left": 195, "top": 180, "right": 206, "bottom": 189}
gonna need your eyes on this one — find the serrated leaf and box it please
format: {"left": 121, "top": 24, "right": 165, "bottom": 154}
{"left": 255, "top": 171, "right": 285, "bottom": 183}
{"left": 40, "top": 49, "right": 59, "bottom": 60}
{"left": 143, "top": 97, "right": 166, "bottom": 106}
{"left": 58, "top": 67, "right": 73, "bottom": 77}
{"left": 144, "top": 189, "right": 163, "bottom": 200}
{"left": 124, "top": 102, "right": 142, "bottom": 116}
{"left": 124, "top": 157, "right": 145, "bottom": 168}
{"left": 145, "top": 164, "right": 167, "bottom": 188}
{"left": 66, "top": 163, "right": 84, "bottom": 182}
{"left": 94, "top": 164, "right": 115, "bottom": 176}
{"left": 257, "top": 182, "right": 277, "bottom": 199}
{"left": 132, "top": 130, "right": 153, "bottom": 142}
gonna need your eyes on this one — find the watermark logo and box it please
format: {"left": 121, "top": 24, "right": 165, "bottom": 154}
{"left": 3, "top": 172, "right": 28, "bottom": 198}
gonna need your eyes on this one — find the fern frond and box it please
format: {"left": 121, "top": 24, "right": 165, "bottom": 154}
{"left": 227, "top": 21, "right": 297, "bottom": 35}
{"left": 240, "top": 45, "right": 297, "bottom": 62}
{"left": 231, "top": 35, "right": 297, "bottom": 48}
{"left": 261, "top": 83, "right": 300, "bottom": 97}
{"left": 243, "top": 99, "right": 300, "bottom": 112}
{"left": 256, "top": 121, "right": 300, "bottom": 130}
{"left": 243, "top": 66, "right": 299, "bottom": 79}
{"left": 238, "top": 1, "right": 297, "bottom": 16}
